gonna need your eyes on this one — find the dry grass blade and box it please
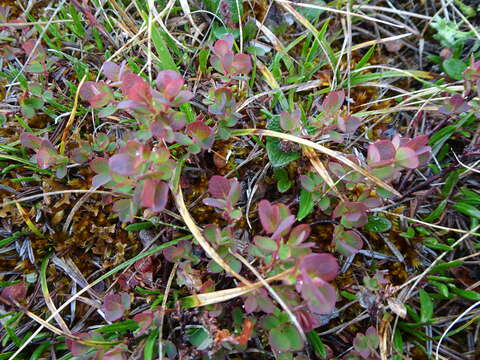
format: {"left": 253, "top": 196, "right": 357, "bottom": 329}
{"left": 0, "top": 190, "right": 116, "bottom": 209}
{"left": 40, "top": 256, "right": 71, "bottom": 335}
{"left": 159, "top": 262, "right": 178, "bottom": 360}
{"left": 60, "top": 74, "right": 86, "bottom": 155}
{"left": 172, "top": 185, "right": 252, "bottom": 285}
{"left": 63, "top": 186, "right": 100, "bottom": 233}
{"left": 276, "top": 0, "right": 407, "bottom": 28}
{"left": 179, "top": 0, "right": 202, "bottom": 35}
{"left": 303, "top": 147, "right": 346, "bottom": 201}
{"left": 435, "top": 301, "right": 480, "bottom": 360}
{"left": 232, "top": 252, "right": 306, "bottom": 342}
{"left": 235, "top": 129, "right": 400, "bottom": 196}
{"left": 24, "top": 309, "right": 77, "bottom": 339}
{"left": 180, "top": 268, "right": 294, "bottom": 308}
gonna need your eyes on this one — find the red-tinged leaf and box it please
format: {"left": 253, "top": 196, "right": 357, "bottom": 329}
{"left": 138, "top": 179, "right": 169, "bottom": 212}
{"left": 288, "top": 224, "right": 311, "bottom": 245}
{"left": 213, "top": 38, "right": 232, "bottom": 57}
{"left": 133, "top": 311, "right": 155, "bottom": 336}
{"left": 322, "top": 90, "right": 345, "bottom": 114}
{"left": 440, "top": 94, "right": 470, "bottom": 114}
{"left": 91, "top": 157, "right": 109, "bottom": 174}
{"left": 20, "top": 132, "right": 42, "bottom": 149}
{"left": 279, "top": 108, "right": 301, "bottom": 131}
{"left": 367, "top": 140, "right": 396, "bottom": 165}
{"left": 172, "top": 90, "right": 194, "bottom": 106}
{"left": 164, "top": 77, "right": 184, "bottom": 101}
{"left": 395, "top": 147, "right": 419, "bottom": 169}
{"left": 258, "top": 200, "right": 277, "bottom": 233}
{"left": 337, "top": 114, "right": 361, "bottom": 133}
{"left": 300, "top": 253, "right": 339, "bottom": 282}
{"left": 102, "top": 61, "right": 120, "bottom": 81}
{"left": 333, "top": 225, "right": 363, "bottom": 256}
{"left": 186, "top": 121, "right": 214, "bottom": 150}
{"left": 300, "top": 175, "right": 316, "bottom": 192}
{"left": 231, "top": 54, "right": 252, "bottom": 74}
{"left": 134, "top": 256, "right": 154, "bottom": 282}
{"left": 271, "top": 214, "right": 295, "bottom": 240}
{"left": 36, "top": 140, "right": 57, "bottom": 169}
{"left": 208, "top": 175, "right": 231, "bottom": 199}
{"left": 80, "top": 81, "right": 114, "bottom": 108}
{"left": 1, "top": 281, "right": 27, "bottom": 302}
{"left": 65, "top": 332, "right": 94, "bottom": 358}
{"left": 102, "top": 292, "right": 130, "bottom": 322}
{"left": 121, "top": 73, "right": 152, "bottom": 104}
{"left": 353, "top": 334, "right": 371, "bottom": 358}
{"left": 363, "top": 197, "right": 382, "bottom": 209}
{"left": 301, "top": 277, "right": 337, "bottom": 314}
{"left": 227, "top": 179, "right": 241, "bottom": 207}
{"left": 296, "top": 309, "right": 320, "bottom": 332}
{"left": 204, "top": 224, "right": 221, "bottom": 245}
{"left": 104, "top": 344, "right": 128, "bottom": 360}
{"left": 405, "top": 135, "right": 429, "bottom": 151}
{"left": 113, "top": 199, "right": 138, "bottom": 223}
{"left": 254, "top": 236, "right": 278, "bottom": 251}
{"left": 109, "top": 153, "right": 136, "bottom": 176}
{"left": 203, "top": 197, "right": 227, "bottom": 209}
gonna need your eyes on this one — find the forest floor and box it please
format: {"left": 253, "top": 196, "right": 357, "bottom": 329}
{"left": 1, "top": 0, "right": 480, "bottom": 359}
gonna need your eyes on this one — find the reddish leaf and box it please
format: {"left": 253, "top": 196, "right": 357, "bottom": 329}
{"left": 300, "top": 277, "right": 337, "bottom": 314}
{"left": 108, "top": 153, "right": 136, "bottom": 176}
{"left": 1, "top": 281, "right": 27, "bottom": 302}
{"left": 333, "top": 225, "right": 363, "bottom": 256}
{"left": 186, "top": 121, "right": 214, "bottom": 150}
{"left": 102, "top": 292, "right": 131, "bottom": 322}
{"left": 367, "top": 140, "right": 396, "bottom": 166}
{"left": 80, "top": 81, "right": 114, "bottom": 108}
{"left": 300, "top": 253, "right": 339, "bottom": 282}
{"left": 208, "top": 175, "right": 231, "bottom": 199}
{"left": 20, "top": 133, "right": 42, "bottom": 149}
{"left": 322, "top": 90, "right": 345, "bottom": 114}
{"left": 36, "top": 140, "right": 57, "bottom": 169}
{"left": 395, "top": 147, "right": 419, "bottom": 169}
{"left": 337, "top": 114, "right": 361, "bottom": 133}
{"left": 231, "top": 54, "right": 252, "bottom": 74}
{"left": 156, "top": 70, "right": 184, "bottom": 101}
{"left": 137, "top": 179, "right": 169, "bottom": 212}
{"left": 120, "top": 73, "right": 152, "bottom": 105}
{"left": 104, "top": 344, "right": 128, "bottom": 360}
{"left": 258, "top": 200, "right": 277, "bottom": 233}
{"left": 133, "top": 311, "right": 155, "bottom": 336}
{"left": 288, "top": 224, "right": 311, "bottom": 246}
{"left": 65, "top": 332, "right": 95, "bottom": 358}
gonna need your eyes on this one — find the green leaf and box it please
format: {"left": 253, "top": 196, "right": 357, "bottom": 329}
{"left": 125, "top": 222, "right": 154, "bottom": 232}
{"left": 419, "top": 290, "right": 433, "bottom": 323}
{"left": 443, "top": 58, "right": 467, "bottom": 80}
{"left": 451, "top": 287, "right": 480, "bottom": 301}
{"left": 266, "top": 116, "right": 300, "bottom": 167}
{"left": 187, "top": 327, "right": 212, "bottom": 350}
{"left": 453, "top": 202, "right": 480, "bottom": 219}
{"left": 393, "top": 329, "right": 403, "bottom": 354}
{"left": 273, "top": 167, "right": 293, "bottom": 193}
{"left": 307, "top": 331, "right": 327, "bottom": 358}
{"left": 423, "top": 199, "right": 447, "bottom": 222}
{"left": 297, "top": 188, "right": 314, "bottom": 221}
{"left": 269, "top": 325, "right": 303, "bottom": 351}
{"left": 365, "top": 216, "right": 392, "bottom": 233}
